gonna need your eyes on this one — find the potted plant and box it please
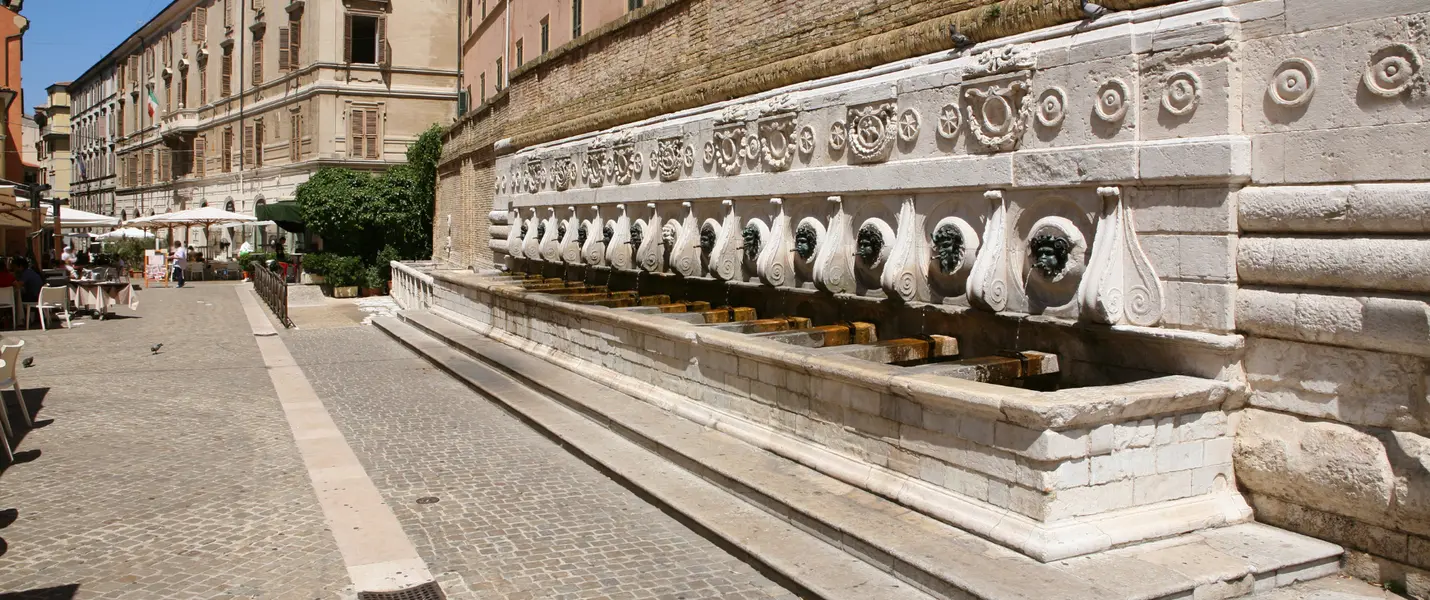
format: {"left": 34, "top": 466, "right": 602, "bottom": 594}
{"left": 299, "top": 252, "right": 331, "bottom": 285}
{"left": 360, "top": 263, "right": 388, "bottom": 297}
{"left": 325, "top": 255, "right": 363, "bottom": 298}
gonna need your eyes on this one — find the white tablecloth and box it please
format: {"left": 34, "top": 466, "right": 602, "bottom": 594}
{"left": 69, "top": 281, "right": 139, "bottom": 315}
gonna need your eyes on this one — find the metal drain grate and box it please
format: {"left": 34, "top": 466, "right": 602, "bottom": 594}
{"left": 357, "top": 581, "right": 445, "bottom": 600}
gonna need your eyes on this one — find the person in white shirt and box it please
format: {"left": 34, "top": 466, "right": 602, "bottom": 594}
{"left": 171, "top": 241, "right": 189, "bottom": 288}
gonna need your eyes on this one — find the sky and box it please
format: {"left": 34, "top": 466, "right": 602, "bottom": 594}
{"left": 21, "top": 0, "right": 167, "bottom": 113}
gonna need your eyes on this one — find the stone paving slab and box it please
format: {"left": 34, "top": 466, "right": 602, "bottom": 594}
{"left": 280, "top": 323, "right": 802, "bottom": 600}
{"left": 0, "top": 283, "right": 350, "bottom": 600}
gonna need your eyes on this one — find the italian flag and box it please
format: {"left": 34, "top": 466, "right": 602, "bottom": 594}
{"left": 146, "top": 88, "right": 160, "bottom": 118}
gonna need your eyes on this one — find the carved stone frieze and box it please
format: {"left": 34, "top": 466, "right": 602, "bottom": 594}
{"left": 968, "top": 44, "right": 1036, "bottom": 78}
{"left": 758, "top": 117, "right": 798, "bottom": 172}
{"left": 937, "top": 103, "right": 962, "bottom": 139}
{"left": 813, "top": 197, "right": 856, "bottom": 294}
{"left": 1036, "top": 87, "right": 1067, "bottom": 128}
{"left": 712, "top": 126, "right": 749, "bottom": 176}
{"left": 551, "top": 157, "right": 578, "bottom": 191}
{"left": 880, "top": 198, "right": 931, "bottom": 303}
{"left": 847, "top": 102, "right": 898, "bottom": 163}
{"left": 521, "top": 157, "right": 547, "bottom": 194}
{"left": 670, "top": 202, "right": 702, "bottom": 278}
{"left": 583, "top": 147, "right": 611, "bottom": 187}
{"left": 611, "top": 142, "right": 643, "bottom": 185}
{"left": 795, "top": 126, "right": 816, "bottom": 156}
{"left": 652, "top": 136, "right": 694, "bottom": 182}
{"left": 1078, "top": 186, "right": 1165, "bottom": 327}
{"left": 896, "top": 109, "right": 920, "bottom": 143}
{"left": 828, "top": 121, "right": 848, "bottom": 152}
{"left": 964, "top": 79, "right": 1032, "bottom": 151}
{"left": 756, "top": 198, "right": 795, "bottom": 287}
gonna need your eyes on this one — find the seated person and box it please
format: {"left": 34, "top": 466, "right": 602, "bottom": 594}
{"left": 13, "top": 258, "right": 44, "bottom": 303}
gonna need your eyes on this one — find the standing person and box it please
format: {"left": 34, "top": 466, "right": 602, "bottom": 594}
{"left": 171, "top": 241, "right": 188, "bottom": 288}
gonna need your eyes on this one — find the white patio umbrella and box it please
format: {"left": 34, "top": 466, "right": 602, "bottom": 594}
{"left": 95, "top": 227, "right": 155, "bottom": 240}
{"left": 44, "top": 205, "right": 120, "bottom": 229}
{"left": 127, "top": 206, "right": 259, "bottom": 256}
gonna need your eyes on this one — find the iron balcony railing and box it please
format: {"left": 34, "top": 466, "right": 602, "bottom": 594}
{"left": 252, "top": 263, "right": 293, "bottom": 328}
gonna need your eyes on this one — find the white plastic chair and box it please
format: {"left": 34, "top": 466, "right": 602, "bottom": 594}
{"left": 0, "top": 358, "right": 11, "bottom": 463}
{"left": 26, "top": 285, "right": 72, "bottom": 331}
{"left": 0, "top": 341, "right": 27, "bottom": 430}
{"left": 0, "top": 286, "right": 15, "bottom": 328}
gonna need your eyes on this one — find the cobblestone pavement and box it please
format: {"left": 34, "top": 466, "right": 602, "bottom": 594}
{"left": 283, "top": 324, "right": 801, "bottom": 600}
{"left": 0, "top": 283, "right": 349, "bottom": 600}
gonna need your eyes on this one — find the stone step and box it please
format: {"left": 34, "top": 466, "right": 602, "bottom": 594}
{"left": 373, "top": 316, "right": 937, "bottom": 600}
{"left": 380, "top": 310, "right": 1345, "bottom": 600}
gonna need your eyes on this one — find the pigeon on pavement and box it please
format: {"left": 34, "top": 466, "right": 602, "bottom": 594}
{"left": 21, "top": 357, "right": 32, "bottom": 368}
{"left": 151, "top": 343, "right": 164, "bottom": 354}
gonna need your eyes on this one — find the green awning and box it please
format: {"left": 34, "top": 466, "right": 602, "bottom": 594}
{"left": 256, "top": 201, "right": 305, "bottom": 233}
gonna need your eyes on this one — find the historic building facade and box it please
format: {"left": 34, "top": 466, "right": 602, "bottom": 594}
{"left": 78, "top": 0, "right": 458, "bottom": 223}
{"left": 430, "top": 0, "right": 1430, "bottom": 595}
{"left": 68, "top": 64, "right": 118, "bottom": 216}
{"left": 33, "top": 83, "right": 71, "bottom": 202}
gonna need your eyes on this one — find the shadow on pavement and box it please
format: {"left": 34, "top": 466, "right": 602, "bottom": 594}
{"left": 0, "top": 584, "right": 80, "bottom": 599}
{"left": 1, "top": 388, "right": 49, "bottom": 474}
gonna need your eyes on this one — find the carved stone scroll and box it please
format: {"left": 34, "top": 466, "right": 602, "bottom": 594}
{"left": 636, "top": 203, "right": 665, "bottom": 273}
{"left": 670, "top": 202, "right": 702, "bottom": 278}
{"left": 968, "top": 190, "right": 1012, "bottom": 312}
{"left": 756, "top": 198, "right": 795, "bottom": 288}
{"left": 539, "top": 207, "right": 562, "bottom": 262}
{"left": 506, "top": 206, "right": 525, "bottom": 260}
{"left": 880, "top": 198, "right": 931, "bottom": 303}
{"left": 1079, "top": 186, "right": 1165, "bottom": 327}
{"left": 560, "top": 206, "right": 582, "bottom": 264}
{"left": 710, "top": 200, "right": 743, "bottom": 281}
{"left": 813, "top": 196, "right": 856, "bottom": 295}
{"left": 522, "top": 208, "right": 543, "bottom": 261}
{"left": 582, "top": 205, "right": 607, "bottom": 267}
{"left": 605, "top": 204, "right": 634, "bottom": 270}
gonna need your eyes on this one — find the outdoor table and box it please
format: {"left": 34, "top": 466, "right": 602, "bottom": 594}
{"left": 68, "top": 280, "right": 139, "bottom": 319}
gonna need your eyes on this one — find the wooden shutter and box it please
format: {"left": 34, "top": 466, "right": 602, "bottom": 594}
{"left": 244, "top": 123, "right": 254, "bottom": 166}
{"left": 223, "top": 127, "right": 233, "bottom": 172}
{"left": 143, "top": 152, "right": 153, "bottom": 185}
{"left": 255, "top": 120, "right": 265, "bottom": 166}
{"left": 161, "top": 149, "right": 172, "bottom": 181}
{"left": 278, "top": 28, "right": 289, "bottom": 73}
{"left": 343, "top": 14, "right": 353, "bottom": 63}
{"left": 199, "top": 63, "right": 207, "bottom": 103}
{"left": 365, "top": 109, "right": 379, "bottom": 159}
{"left": 218, "top": 49, "right": 230, "bottom": 96}
{"left": 194, "top": 7, "right": 207, "bottom": 41}
{"left": 289, "top": 113, "right": 300, "bottom": 162}
{"left": 223, "top": 0, "right": 232, "bottom": 27}
{"left": 349, "top": 109, "right": 364, "bottom": 158}
{"left": 289, "top": 17, "right": 301, "bottom": 70}
{"left": 376, "top": 16, "right": 387, "bottom": 65}
{"left": 252, "top": 37, "right": 263, "bottom": 84}
{"left": 117, "top": 104, "right": 124, "bottom": 136}
{"left": 196, "top": 136, "right": 206, "bottom": 177}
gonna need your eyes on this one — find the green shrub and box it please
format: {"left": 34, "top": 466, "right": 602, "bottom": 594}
{"left": 237, "top": 252, "right": 271, "bottom": 273}
{"left": 363, "top": 264, "right": 390, "bottom": 289}
{"left": 300, "top": 252, "right": 338, "bottom": 277}
{"left": 322, "top": 255, "right": 366, "bottom": 288}
{"left": 102, "top": 238, "right": 149, "bottom": 268}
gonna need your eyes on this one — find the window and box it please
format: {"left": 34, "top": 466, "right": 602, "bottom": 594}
{"left": 540, "top": 17, "right": 549, "bottom": 54}
{"left": 193, "top": 6, "right": 207, "bottom": 42}
{"left": 165, "top": 79, "right": 172, "bottom": 113}
{"left": 627, "top": 0, "right": 644, "bottom": 10}
{"left": 494, "top": 57, "right": 503, "bottom": 91}
{"left": 289, "top": 111, "right": 301, "bottom": 162}
{"left": 344, "top": 14, "right": 385, "bottom": 65}
{"left": 479, "top": 72, "right": 486, "bottom": 103}
{"left": 222, "top": 127, "right": 233, "bottom": 172}
{"left": 117, "top": 103, "right": 124, "bottom": 136}
{"left": 481, "top": 0, "right": 487, "bottom": 17}
{"left": 515, "top": 39, "right": 523, "bottom": 68}
{"left": 466, "top": 0, "right": 473, "bottom": 33}
{"left": 179, "top": 73, "right": 188, "bottom": 108}
{"left": 254, "top": 119, "right": 265, "bottom": 166}
{"left": 143, "top": 151, "right": 153, "bottom": 185}
{"left": 199, "top": 61, "right": 208, "bottom": 103}
{"left": 349, "top": 107, "right": 380, "bottom": 159}
{"left": 160, "top": 148, "right": 172, "bottom": 181}
{"left": 288, "top": 13, "right": 302, "bottom": 70}
{"left": 252, "top": 34, "right": 263, "bottom": 84}
{"left": 572, "top": 0, "right": 582, "bottom": 38}
{"left": 195, "top": 135, "right": 206, "bottom": 177}
{"left": 221, "top": 46, "right": 232, "bottom": 97}
{"left": 279, "top": 27, "right": 291, "bottom": 73}
{"left": 224, "top": 0, "right": 232, "bottom": 28}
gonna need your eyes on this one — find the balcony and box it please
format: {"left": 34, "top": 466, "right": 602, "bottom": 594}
{"left": 159, "top": 109, "right": 201, "bottom": 139}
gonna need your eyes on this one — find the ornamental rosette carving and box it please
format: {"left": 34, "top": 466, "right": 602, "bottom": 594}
{"left": 795, "top": 126, "right": 816, "bottom": 156}
{"left": 709, "top": 200, "right": 744, "bottom": 281}
{"left": 670, "top": 202, "right": 702, "bottom": 278}
{"left": 605, "top": 204, "right": 634, "bottom": 270}
{"left": 964, "top": 79, "right": 1032, "bottom": 151}
{"left": 713, "top": 126, "right": 748, "bottom": 176}
{"left": 652, "top": 136, "right": 694, "bottom": 182}
{"left": 1162, "top": 70, "right": 1200, "bottom": 116}
{"left": 1268, "top": 58, "right": 1317, "bottom": 108}
{"left": 583, "top": 147, "right": 611, "bottom": 187}
{"left": 1363, "top": 43, "right": 1421, "bottom": 98}
{"left": 1093, "top": 78, "right": 1131, "bottom": 123}
{"left": 847, "top": 101, "right": 898, "bottom": 164}
{"left": 813, "top": 197, "right": 856, "bottom": 295}
{"left": 896, "top": 109, "right": 920, "bottom": 143}
{"left": 551, "top": 157, "right": 578, "bottom": 191}
{"left": 756, "top": 198, "right": 795, "bottom": 288}
{"left": 1036, "top": 87, "right": 1067, "bottom": 128}
{"left": 880, "top": 198, "right": 931, "bottom": 303}
{"left": 1078, "top": 186, "right": 1165, "bottom": 327}
{"left": 937, "top": 103, "right": 962, "bottom": 139}
{"left": 582, "top": 205, "right": 607, "bottom": 266}
{"left": 968, "top": 44, "right": 1036, "bottom": 78}
{"left": 828, "top": 121, "right": 848, "bottom": 152}
{"left": 559, "top": 206, "right": 582, "bottom": 264}
{"left": 636, "top": 203, "right": 665, "bottom": 273}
